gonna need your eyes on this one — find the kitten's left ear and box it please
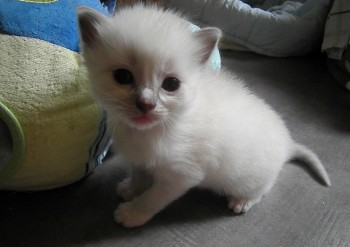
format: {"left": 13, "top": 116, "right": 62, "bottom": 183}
{"left": 77, "top": 6, "right": 107, "bottom": 48}
{"left": 193, "top": 27, "right": 222, "bottom": 65}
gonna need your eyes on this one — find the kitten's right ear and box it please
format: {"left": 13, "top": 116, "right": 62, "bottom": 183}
{"left": 77, "top": 6, "right": 106, "bottom": 47}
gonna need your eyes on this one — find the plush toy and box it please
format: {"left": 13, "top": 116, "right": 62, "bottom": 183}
{"left": 0, "top": 0, "right": 113, "bottom": 191}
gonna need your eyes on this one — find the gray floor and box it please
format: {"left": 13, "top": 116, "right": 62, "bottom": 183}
{"left": 1, "top": 51, "right": 349, "bottom": 247}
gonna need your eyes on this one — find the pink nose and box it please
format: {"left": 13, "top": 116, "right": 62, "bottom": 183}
{"left": 136, "top": 99, "right": 156, "bottom": 113}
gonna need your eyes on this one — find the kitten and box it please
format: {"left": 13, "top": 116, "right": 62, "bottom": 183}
{"left": 77, "top": 4, "right": 331, "bottom": 228}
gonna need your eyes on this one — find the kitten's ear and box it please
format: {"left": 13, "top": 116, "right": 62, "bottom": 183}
{"left": 193, "top": 27, "right": 222, "bottom": 65}
{"left": 77, "top": 6, "right": 106, "bottom": 48}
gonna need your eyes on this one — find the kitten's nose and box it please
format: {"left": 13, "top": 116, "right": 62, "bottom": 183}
{"left": 136, "top": 98, "right": 156, "bottom": 113}
{"left": 136, "top": 87, "right": 156, "bottom": 113}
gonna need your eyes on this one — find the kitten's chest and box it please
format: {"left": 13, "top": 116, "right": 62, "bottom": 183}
{"left": 114, "top": 129, "right": 175, "bottom": 166}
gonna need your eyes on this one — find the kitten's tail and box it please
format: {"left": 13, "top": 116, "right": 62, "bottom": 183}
{"left": 290, "top": 143, "right": 331, "bottom": 187}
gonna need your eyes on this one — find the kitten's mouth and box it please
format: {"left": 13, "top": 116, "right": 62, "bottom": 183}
{"left": 131, "top": 115, "right": 156, "bottom": 125}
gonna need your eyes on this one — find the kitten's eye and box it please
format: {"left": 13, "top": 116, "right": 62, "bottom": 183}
{"left": 162, "top": 77, "right": 180, "bottom": 92}
{"left": 113, "top": 69, "right": 134, "bottom": 85}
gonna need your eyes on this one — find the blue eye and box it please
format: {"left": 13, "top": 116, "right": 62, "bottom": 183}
{"left": 113, "top": 69, "right": 134, "bottom": 85}
{"left": 162, "top": 77, "right": 180, "bottom": 92}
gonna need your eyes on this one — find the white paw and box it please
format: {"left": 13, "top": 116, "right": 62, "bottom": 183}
{"left": 114, "top": 202, "right": 153, "bottom": 228}
{"left": 116, "top": 178, "right": 137, "bottom": 201}
{"left": 228, "top": 197, "right": 260, "bottom": 214}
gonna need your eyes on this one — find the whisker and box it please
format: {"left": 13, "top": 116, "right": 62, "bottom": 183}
{"left": 94, "top": 87, "right": 115, "bottom": 98}
{"left": 109, "top": 113, "right": 123, "bottom": 138}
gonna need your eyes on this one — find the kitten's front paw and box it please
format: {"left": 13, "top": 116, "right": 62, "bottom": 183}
{"left": 116, "top": 178, "right": 138, "bottom": 201}
{"left": 114, "top": 202, "right": 153, "bottom": 228}
{"left": 228, "top": 197, "right": 261, "bottom": 214}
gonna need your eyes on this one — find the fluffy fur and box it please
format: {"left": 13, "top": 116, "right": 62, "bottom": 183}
{"left": 77, "top": 4, "right": 331, "bottom": 228}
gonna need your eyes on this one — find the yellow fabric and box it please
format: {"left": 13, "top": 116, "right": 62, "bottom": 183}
{"left": 0, "top": 34, "right": 102, "bottom": 190}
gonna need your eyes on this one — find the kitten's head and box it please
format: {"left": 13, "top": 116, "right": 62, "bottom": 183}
{"left": 78, "top": 4, "right": 221, "bottom": 130}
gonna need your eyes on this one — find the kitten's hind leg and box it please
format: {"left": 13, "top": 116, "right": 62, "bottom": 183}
{"left": 228, "top": 196, "right": 262, "bottom": 214}
{"left": 117, "top": 167, "right": 151, "bottom": 201}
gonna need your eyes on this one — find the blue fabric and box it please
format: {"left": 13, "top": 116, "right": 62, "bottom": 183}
{"left": 101, "top": 0, "right": 117, "bottom": 14}
{"left": 0, "top": 0, "right": 110, "bottom": 52}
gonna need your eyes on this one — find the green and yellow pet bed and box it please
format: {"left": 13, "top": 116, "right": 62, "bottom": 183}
{"left": 0, "top": 0, "right": 114, "bottom": 191}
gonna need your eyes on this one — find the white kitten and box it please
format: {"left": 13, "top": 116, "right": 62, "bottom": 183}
{"left": 77, "top": 4, "right": 331, "bottom": 228}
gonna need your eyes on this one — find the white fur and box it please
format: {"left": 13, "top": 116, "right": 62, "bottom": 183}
{"left": 78, "top": 4, "right": 330, "bottom": 228}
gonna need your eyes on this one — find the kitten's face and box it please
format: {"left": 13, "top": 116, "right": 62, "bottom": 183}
{"left": 78, "top": 5, "right": 221, "bottom": 130}
{"left": 89, "top": 44, "right": 193, "bottom": 130}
